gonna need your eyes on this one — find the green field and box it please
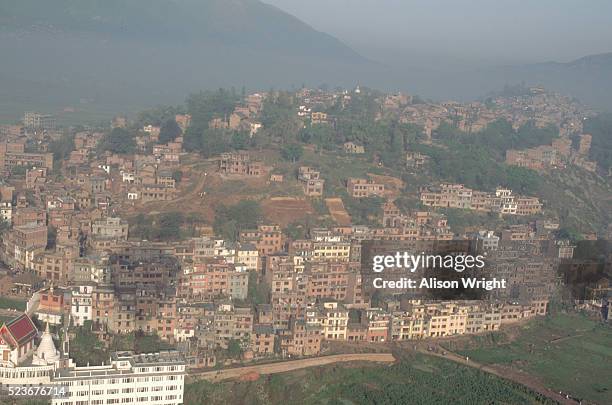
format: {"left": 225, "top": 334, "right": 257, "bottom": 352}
{"left": 444, "top": 313, "right": 612, "bottom": 404}
{"left": 0, "top": 296, "right": 27, "bottom": 312}
{"left": 184, "top": 353, "right": 555, "bottom": 405}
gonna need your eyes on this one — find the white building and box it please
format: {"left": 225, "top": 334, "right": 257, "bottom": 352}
{"left": 0, "top": 201, "right": 12, "bottom": 224}
{"left": 121, "top": 171, "right": 136, "bottom": 184}
{"left": 0, "top": 314, "right": 186, "bottom": 405}
{"left": 235, "top": 243, "right": 259, "bottom": 272}
{"left": 475, "top": 230, "right": 500, "bottom": 251}
{"left": 52, "top": 351, "right": 186, "bottom": 405}
{"left": 70, "top": 285, "right": 94, "bottom": 327}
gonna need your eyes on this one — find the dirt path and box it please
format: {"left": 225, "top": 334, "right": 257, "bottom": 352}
{"left": 419, "top": 346, "right": 577, "bottom": 404}
{"left": 189, "top": 353, "right": 396, "bottom": 382}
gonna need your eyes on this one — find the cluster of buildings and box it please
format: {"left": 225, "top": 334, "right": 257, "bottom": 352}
{"left": 0, "top": 85, "right": 606, "bottom": 402}
{"left": 208, "top": 93, "right": 264, "bottom": 136}
{"left": 0, "top": 139, "right": 53, "bottom": 173}
{"left": 420, "top": 184, "right": 543, "bottom": 216}
{"left": 383, "top": 87, "right": 592, "bottom": 140}
{"left": 296, "top": 87, "right": 348, "bottom": 126}
{"left": 506, "top": 133, "right": 597, "bottom": 172}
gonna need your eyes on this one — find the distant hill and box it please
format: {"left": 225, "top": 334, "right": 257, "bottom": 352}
{"left": 0, "top": 0, "right": 611, "bottom": 122}
{"left": 390, "top": 52, "right": 612, "bottom": 111}
{"left": 0, "top": 0, "right": 363, "bottom": 60}
{"left": 0, "top": 0, "right": 373, "bottom": 121}
{"left": 486, "top": 52, "right": 612, "bottom": 110}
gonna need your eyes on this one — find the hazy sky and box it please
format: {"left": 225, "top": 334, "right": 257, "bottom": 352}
{"left": 264, "top": 0, "right": 612, "bottom": 69}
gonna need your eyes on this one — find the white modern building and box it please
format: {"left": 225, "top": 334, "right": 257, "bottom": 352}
{"left": 475, "top": 230, "right": 500, "bottom": 251}
{"left": 70, "top": 285, "right": 94, "bottom": 327}
{"left": 52, "top": 351, "right": 186, "bottom": 405}
{"left": 0, "top": 314, "right": 186, "bottom": 405}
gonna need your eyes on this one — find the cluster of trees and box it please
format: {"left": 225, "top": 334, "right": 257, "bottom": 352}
{"left": 334, "top": 358, "right": 557, "bottom": 405}
{"left": 48, "top": 131, "right": 76, "bottom": 170}
{"left": 583, "top": 113, "right": 612, "bottom": 172}
{"left": 136, "top": 105, "right": 183, "bottom": 128}
{"left": 182, "top": 89, "right": 242, "bottom": 155}
{"left": 414, "top": 141, "right": 542, "bottom": 194}
{"left": 213, "top": 200, "right": 261, "bottom": 241}
{"left": 434, "top": 119, "right": 559, "bottom": 159}
{"left": 185, "top": 354, "right": 555, "bottom": 404}
{"left": 343, "top": 196, "right": 385, "bottom": 226}
{"left": 99, "top": 127, "right": 136, "bottom": 154}
{"left": 130, "top": 212, "right": 198, "bottom": 241}
{"left": 159, "top": 118, "right": 182, "bottom": 144}
{"left": 409, "top": 119, "right": 559, "bottom": 194}
{"left": 70, "top": 321, "right": 172, "bottom": 367}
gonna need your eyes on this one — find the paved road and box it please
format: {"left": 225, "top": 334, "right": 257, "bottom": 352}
{"left": 189, "top": 353, "right": 396, "bottom": 382}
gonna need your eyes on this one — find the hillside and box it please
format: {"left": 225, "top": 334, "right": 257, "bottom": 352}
{"left": 479, "top": 52, "right": 612, "bottom": 111}
{"left": 0, "top": 0, "right": 363, "bottom": 60}
{"left": 0, "top": 0, "right": 372, "bottom": 122}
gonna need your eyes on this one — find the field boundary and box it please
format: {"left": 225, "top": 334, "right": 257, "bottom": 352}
{"left": 189, "top": 353, "right": 395, "bottom": 381}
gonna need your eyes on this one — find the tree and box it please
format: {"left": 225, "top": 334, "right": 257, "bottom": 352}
{"left": 230, "top": 132, "right": 250, "bottom": 150}
{"left": 186, "top": 89, "right": 238, "bottom": 129}
{"left": 182, "top": 89, "right": 238, "bottom": 154}
{"left": 159, "top": 118, "right": 182, "bottom": 144}
{"left": 49, "top": 132, "right": 75, "bottom": 169}
{"left": 137, "top": 105, "right": 182, "bottom": 127}
{"left": 214, "top": 200, "right": 262, "bottom": 240}
{"left": 281, "top": 143, "right": 303, "bottom": 162}
{"left": 0, "top": 219, "right": 9, "bottom": 235}
{"left": 100, "top": 128, "right": 136, "bottom": 154}
{"left": 157, "top": 212, "right": 184, "bottom": 241}
{"left": 172, "top": 170, "right": 183, "bottom": 184}
{"left": 227, "top": 339, "right": 243, "bottom": 359}
{"left": 299, "top": 124, "right": 335, "bottom": 150}
{"left": 202, "top": 129, "right": 230, "bottom": 157}
{"left": 583, "top": 113, "right": 612, "bottom": 171}
{"left": 47, "top": 226, "right": 57, "bottom": 249}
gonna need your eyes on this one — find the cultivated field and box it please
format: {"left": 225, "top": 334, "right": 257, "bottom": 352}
{"left": 261, "top": 197, "right": 315, "bottom": 226}
{"left": 325, "top": 197, "right": 352, "bottom": 225}
{"left": 184, "top": 352, "right": 556, "bottom": 405}
{"left": 443, "top": 313, "right": 612, "bottom": 404}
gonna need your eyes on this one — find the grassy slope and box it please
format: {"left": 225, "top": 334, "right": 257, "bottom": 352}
{"left": 184, "top": 354, "right": 555, "bottom": 405}
{"left": 0, "top": 296, "right": 27, "bottom": 311}
{"left": 445, "top": 314, "right": 612, "bottom": 404}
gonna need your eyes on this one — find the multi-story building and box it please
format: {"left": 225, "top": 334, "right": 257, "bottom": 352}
{"left": 23, "top": 112, "right": 56, "bottom": 130}
{"left": 213, "top": 303, "right": 253, "bottom": 349}
{"left": 91, "top": 217, "right": 129, "bottom": 240}
{"left": 70, "top": 284, "right": 94, "bottom": 327}
{"left": 320, "top": 301, "right": 349, "bottom": 340}
{"left": 420, "top": 183, "right": 541, "bottom": 216}
{"left": 251, "top": 324, "right": 275, "bottom": 356}
{"left": 298, "top": 167, "right": 325, "bottom": 197}
{"left": 235, "top": 243, "right": 260, "bottom": 271}
{"left": 475, "top": 230, "right": 500, "bottom": 251}
{"left": 218, "top": 152, "right": 263, "bottom": 176}
{"left": 180, "top": 259, "right": 248, "bottom": 300}
{"left": 239, "top": 225, "right": 283, "bottom": 255}
{"left": 343, "top": 142, "right": 365, "bottom": 154}
{"left": 8, "top": 223, "right": 48, "bottom": 269}
{"left": 0, "top": 201, "right": 12, "bottom": 224}
{"left": 280, "top": 318, "right": 322, "bottom": 356}
{"left": 346, "top": 178, "right": 385, "bottom": 198}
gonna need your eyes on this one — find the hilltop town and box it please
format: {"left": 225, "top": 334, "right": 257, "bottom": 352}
{"left": 0, "top": 85, "right": 611, "bottom": 403}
